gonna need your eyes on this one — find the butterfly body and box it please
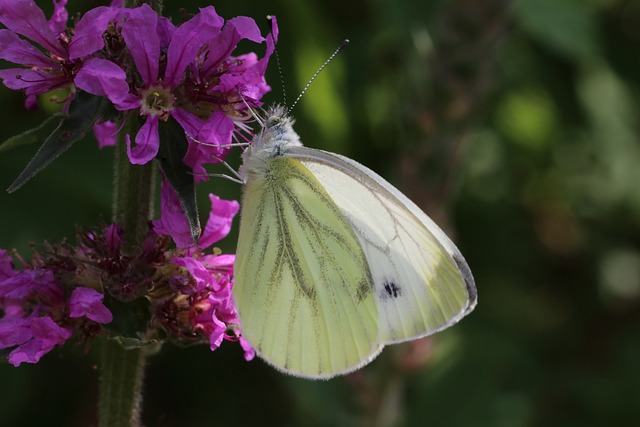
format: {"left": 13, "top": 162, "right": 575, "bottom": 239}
{"left": 234, "top": 105, "right": 476, "bottom": 379}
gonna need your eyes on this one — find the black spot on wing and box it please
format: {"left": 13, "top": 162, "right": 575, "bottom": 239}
{"left": 380, "top": 279, "right": 402, "bottom": 300}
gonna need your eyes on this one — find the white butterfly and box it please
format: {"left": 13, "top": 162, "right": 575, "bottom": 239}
{"left": 233, "top": 105, "right": 476, "bottom": 379}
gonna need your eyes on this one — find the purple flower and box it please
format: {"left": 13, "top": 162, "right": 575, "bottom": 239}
{"left": 180, "top": 16, "right": 278, "bottom": 176}
{"left": 69, "top": 287, "right": 113, "bottom": 324}
{"left": 73, "top": 4, "right": 276, "bottom": 167}
{"left": 0, "top": 249, "right": 112, "bottom": 366}
{"left": 75, "top": 4, "right": 223, "bottom": 164}
{"left": 152, "top": 177, "right": 239, "bottom": 249}
{"left": 176, "top": 253, "right": 245, "bottom": 353}
{"left": 0, "top": 264, "right": 69, "bottom": 365}
{"left": 149, "top": 229, "right": 251, "bottom": 359}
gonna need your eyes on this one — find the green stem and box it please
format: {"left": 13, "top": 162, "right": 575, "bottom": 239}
{"left": 112, "top": 122, "right": 157, "bottom": 249}
{"left": 99, "top": 113, "right": 157, "bottom": 427}
{"left": 99, "top": 341, "right": 147, "bottom": 427}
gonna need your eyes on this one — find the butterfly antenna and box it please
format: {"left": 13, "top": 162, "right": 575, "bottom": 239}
{"left": 267, "top": 15, "right": 287, "bottom": 108}
{"left": 289, "top": 39, "right": 350, "bottom": 113}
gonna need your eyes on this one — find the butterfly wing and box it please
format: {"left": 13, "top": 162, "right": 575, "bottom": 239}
{"left": 286, "top": 147, "right": 477, "bottom": 344}
{"left": 234, "top": 156, "right": 382, "bottom": 378}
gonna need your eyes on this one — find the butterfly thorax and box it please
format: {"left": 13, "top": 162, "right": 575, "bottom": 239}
{"left": 239, "top": 105, "right": 303, "bottom": 183}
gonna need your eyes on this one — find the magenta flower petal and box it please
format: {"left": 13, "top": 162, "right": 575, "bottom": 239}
{"left": 69, "top": 287, "right": 113, "bottom": 324}
{"left": 126, "top": 116, "right": 159, "bottom": 165}
{"left": 172, "top": 257, "right": 212, "bottom": 292}
{"left": 0, "top": 68, "right": 66, "bottom": 94}
{"left": 270, "top": 15, "right": 279, "bottom": 42}
{"left": 25, "top": 94, "right": 37, "bottom": 110}
{"left": 198, "top": 195, "right": 239, "bottom": 250}
{"left": 68, "top": 6, "right": 122, "bottom": 59}
{"left": 228, "top": 16, "right": 264, "bottom": 43}
{"left": 201, "top": 17, "right": 262, "bottom": 75}
{"left": 157, "top": 16, "right": 176, "bottom": 48}
{"left": 0, "top": 268, "right": 60, "bottom": 300}
{"left": 173, "top": 109, "right": 232, "bottom": 176}
{"left": 48, "top": 0, "right": 68, "bottom": 36}
{"left": 170, "top": 107, "right": 204, "bottom": 138}
{"left": 206, "top": 315, "right": 226, "bottom": 351}
{"left": 256, "top": 15, "right": 278, "bottom": 76}
{"left": 152, "top": 178, "right": 194, "bottom": 248}
{"left": 0, "top": 29, "right": 57, "bottom": 67}
{"left": 198, "top": 254, "right": 235, "bottom": 292}
{"left": 74, "top": 58, "right": 140, "bottom": 110}
{"left": 170, "top": 108, "right": 215, "bottom": 178}
{"left": 0, "top": 316, "right": 31, "bottom": 349}
{"left": 93, "top": 120, "right": 118, "bottom": 149}
{"left": 240, "top": 337, "right": 255, "bottom": 361}
{"left": 121, "top": 4, "right": 159, "bottom": 86}
{"left": 7, "top": 316, "right": 71, "bottom": 366}
{"left": 214, "top": 56, "right": 270, "bottom": 102}
{"left": 164, "top": 6, "right": 224, "bottom": 88}
{"left": 182, "top": 143, "right": 209, "bottom": 181}
{"left": 0, "top": 0, "right": 65, "bottom": 58}
{"left": 202, "top": 253, "right": 235, "bottom": 271}
{"left": 200, "top": 110, "right": 235, "bottom": 147}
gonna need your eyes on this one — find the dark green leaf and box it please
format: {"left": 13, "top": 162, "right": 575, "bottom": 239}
{"left": 6, "top": 91, "right": 113, "bottom": 193}
{"left": 0, "top": 114, "right": 63, "bottom": 153}
{"left": 156, "top": 118, "right": 201, "bottom": 245}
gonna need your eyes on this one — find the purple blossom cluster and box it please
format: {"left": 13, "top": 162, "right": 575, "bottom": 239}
{"left": 0, "top": 0, "right": 272, "bottom": 366}
{"left": 0, "top": 0, "right": 275, "bottom": 167}
{"left": 0, "top": 191, "right": 251, "bottom": 365}
{"left": 0, "top": 249, "right": 112, "bottom": 366}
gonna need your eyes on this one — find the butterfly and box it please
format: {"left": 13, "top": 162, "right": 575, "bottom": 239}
{"left": 233, "top": 105, "right": 477, "bottom": 379}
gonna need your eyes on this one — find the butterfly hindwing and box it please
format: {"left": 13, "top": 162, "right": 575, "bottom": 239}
{"left": 234, "top": 156, "right": 381, "bottom": 378}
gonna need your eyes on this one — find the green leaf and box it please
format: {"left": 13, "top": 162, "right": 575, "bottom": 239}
{"left": 6, "top": 91, "right": 113, "bottom": 193}
{"left": 0, "top": 114, "right": 63, "bottom": 153}
{"left": 156, "top": 118, "right": 201, "bottom": 245}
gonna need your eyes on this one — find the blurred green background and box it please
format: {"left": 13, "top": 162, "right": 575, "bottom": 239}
{"left": 2, "top": 0, "right": 640, "bottom": 425}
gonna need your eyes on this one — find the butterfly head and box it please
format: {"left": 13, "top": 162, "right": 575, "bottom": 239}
{"left": 250, "top": 104, "right": 302, "bottom": 153}
{"left": 239, "top": 105, "right": 303, "bottom": 182}
{"left": 263, "top": 104, "right": 295, "bottom": 130}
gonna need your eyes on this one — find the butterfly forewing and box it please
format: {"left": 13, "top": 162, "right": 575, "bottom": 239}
{"left": 234, "top": 156, "right": 381, "bottom": 378}
{"left": 291, "top": 148, "right": 476, "bottom": 343}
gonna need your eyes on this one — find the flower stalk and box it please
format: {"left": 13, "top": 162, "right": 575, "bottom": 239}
{"left": 100, "top": 117, "right": 155, "bottom": 427}
{"left": 99, "top": 340, "right": 146, "bottom": 427}
{"left": 112, "top": 114, "right": 157, "bottom": 251}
